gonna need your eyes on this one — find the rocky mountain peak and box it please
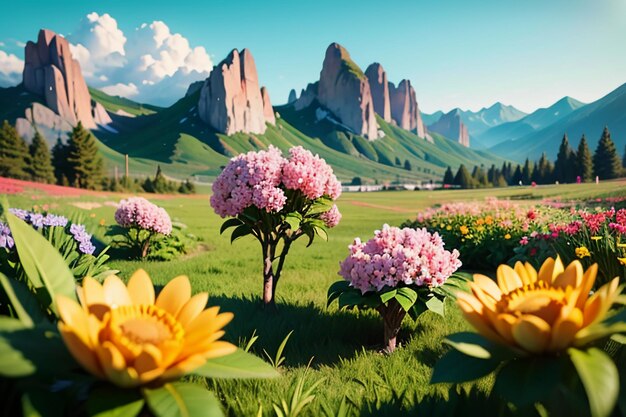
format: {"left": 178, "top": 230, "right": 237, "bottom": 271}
{"left": 365, "top": 63, "right": 391, "bottom": 123}
{"left": 198, "top": 48, "right": 273, "bottom": 135}
{"left": 428, "top": 109, "right": 470, "bottom": 147}
{"left": 388, "top": 79, "right": 425, "bottom": 137}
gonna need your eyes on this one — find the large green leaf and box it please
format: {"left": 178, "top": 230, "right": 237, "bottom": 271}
{"left": 395, "top": 287, "right": 418, "bottom": 312}
{"left": 338, "top": 290, "right": 369, "bottom": 310}
{"left": 0, "top": 317, "right": 77, "bottom": 378}
{"left": 230, "top": 224, "right": 253, "bottom": 243}
{"left": 284, "top": 212, "right": 303, "bottom": 231}
{"left": 219, "top": 218, "right": 243, "bottom": 235}
{"left": 143, "top": 382, "right": 223, "bottom": 417}
{"left": 5, "top": 210, "right": 77, "bottom": 315}
{"left": 444, "top": 332, "right": 507, "bottom": 360}
{"left": 0, "top": 272, "right": 36, "bottom": 325}
{"left": 21, "top": 386, "right": 68, "bottom": 417}
{"left": 326, "top": 280, "right": 351, "bottom": 307}
{"left": 494, "top": 356, "right": 564, "bottom": 406}
{"left": 425, "top": 295, "right": 445, "bottom": 317}
{"left": 569, "top": 347, "right": 619, "bottom": 417}
{"left": 87, "top": 386, "right": 145, "bottom": 417}
{"left": 193, "top": 349, "right": 280, "bottom": 379}
{"left": 430, "top": 348, "right": 500, "bottom": 384}
{"left": 379, "top": 289, "right": 397, "bottom": 304}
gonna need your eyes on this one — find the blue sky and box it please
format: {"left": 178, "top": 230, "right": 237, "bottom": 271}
{"left": 0, "top": 0, "right": 624, "bottom": 113}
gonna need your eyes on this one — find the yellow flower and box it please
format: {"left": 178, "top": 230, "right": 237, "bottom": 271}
{"left": 591, "top": 236, "right": 602, "bottom": 241}
{"left": 459, "top": 225, "right": 469, "bottom": 235}
{"left": 56, "top": 270, "right": 236, "bottom": 387}
{"left": 617, "top": 243, "right": 626, "bottom": 248}
{"left": 504, "top": 233, "right": 511, "bottom": 240}
{"left": 457, "top": 257, "right": 621, "bottom": 354}
{"left": 476, "top": 226, "right": 485, "bottom": 233}
{"left": 485, "top": 216, "right": 494, "bottom": 225}
{"left": 476, "top": 218, "right": 485, "bottom": 226}
{"left": 618, "top": 257, "right": 626, "bottom": 266}
{"left": 99, "top": 219, "right": 106, "bottom": 227}
{"left": 575, "top": 246, "right": 591, "bottom": 258}
{"left": 446, "top": 225, "right": 452, "bottom": 231}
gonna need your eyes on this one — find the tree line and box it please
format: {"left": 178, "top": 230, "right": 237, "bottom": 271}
{"left": 0, "top": 120, "right": 195, "bottom": 194}
{"left": 442, "top": 127, "right": 625, "bottom": 189}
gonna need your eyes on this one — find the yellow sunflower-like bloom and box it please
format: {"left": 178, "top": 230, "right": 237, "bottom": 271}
{"left": 56, "top": 270, "right": 237, "bottom": 387}
{"left": 575, "top": 246, "right": 591, "bottom": 259}
{"left": 457, "top": 257, "right": 621, "bottom": 354}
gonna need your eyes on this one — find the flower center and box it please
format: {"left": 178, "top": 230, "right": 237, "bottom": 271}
{"left": 498, "top": 281, "right": 567, "bottom": 324}
{"left": 105, "top": 305, "right": 184, "bottom": 357}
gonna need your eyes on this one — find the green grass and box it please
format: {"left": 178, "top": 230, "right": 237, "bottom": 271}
{"left": 89, "top": 87, "right": 162, "bottom": 116}
{"left": 5, "top": 180, "right": 626, "bottom": 415}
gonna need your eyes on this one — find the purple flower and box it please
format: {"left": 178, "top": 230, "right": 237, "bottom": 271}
{"left": 0, "top": 222, "right": 14, "bottom": 249}
{"left": 70, "top": 223, "right": 96, "bottom": 255}
{"left": 43, "top": 214, "right": 69, "bottom": 227}
{"left": 114, "top": 197, "right": 172, "bottom": 235}
{"left": 9, "top": 208, "right": 29, "bottom": 221}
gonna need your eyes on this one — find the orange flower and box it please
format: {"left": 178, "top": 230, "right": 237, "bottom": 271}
{"left": 459, "top": 225, "right": 469, "bottom": 235}
{"left": 57, "top": 270, "right": 236, "bottom": 387}
{"left": 457, "top": 257, "right": 621, "bottom": 354}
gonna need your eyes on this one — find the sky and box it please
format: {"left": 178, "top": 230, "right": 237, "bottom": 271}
{"left": 0, "top": 0, "right": 624, "bottom": 113}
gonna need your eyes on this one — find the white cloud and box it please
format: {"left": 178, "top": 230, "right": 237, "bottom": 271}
{"left": 67, "top": 13, "right": 212, "bottom": 106}
{"left": 101, "top": 82, "right": 139, "bottom": 97}
{"left": 0, "top": 50, "right": 24, "bottom": 87}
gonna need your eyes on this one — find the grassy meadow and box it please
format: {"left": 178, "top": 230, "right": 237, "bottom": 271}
{"left": 6, "top": 180, "right": 626, "bottom": 416}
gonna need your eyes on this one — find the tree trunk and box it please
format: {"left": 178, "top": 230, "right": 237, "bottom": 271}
{"left": 377, "top": 299, "right": 407, "bottom": 353}
{"left": 262, "top": 245, "right": 275, "bottom": 307}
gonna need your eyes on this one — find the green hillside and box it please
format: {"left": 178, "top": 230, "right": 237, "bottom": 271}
{"left": 89, "top": 88, "right": 162, "bottom": 116}
{"left": 94, "top": 90, "right": 507, "bottom": 183}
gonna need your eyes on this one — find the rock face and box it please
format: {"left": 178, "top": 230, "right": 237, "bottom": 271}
{"left": 185, "top": 80, "right": 204, "bottom": 97}
{"left": 260, "top": 87, "right": 275, "bottom": 125}
{"left": 428, "top": 109, "right": 470, "bottom": 147}
{"left": 364, "top": 63, "right": 391, "bottom": 123}
{"left": 198, "top": 48, "right": 272, "bottom": 135}
{"left": 23, "top": 29, "right": 96, "bottom": 128}
{"left": 287, "top": 89, "right": 297, "bottom": 104}
{"left": 388, "top": 79, "right": 426, "bottom": 138}
{"left": 317, "top": 43, "right": 378, "bottom": 140}
{"left": 294, "top": 82, "right": 318, "bottom": 111}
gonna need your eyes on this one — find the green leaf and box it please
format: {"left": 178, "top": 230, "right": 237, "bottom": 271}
{"left": 0, "top": 272, "right": 35, "bottom": 325}
{"left": 87, "top": 386, "right": 144, "bottom": 417}
{"left": 284, "top": 213, "right": 302, "bottom": 231}
{"left": 219, "top": 218, "right": 243, "bottom": 235}
{"left": 430, "top": 348, "right": 500, "bottom": 384}
{"left": 230, "top": 224, "right": 252, "bottom": 243}
{"left": 494, "top": 356, "right": 564, "bottom": 406}
{"left": 444, "top": 332, "right": 506, "bottom": 360}
{"left": 380, "top": 289, "right": 398, "bottom": 304}
{"left": 22, "top": 386, "right": 67, "bottom": 417}
{"left": 4, "top": 210, "right": 77, "bottom": 315}
{"left": 395, "top": 287, "right": 418, "bottom": 312}
{"left": 338, "top": 290, "right": 369, "bottom": 310}
{"left": 569, "top": 347, "right": 619, "bottom": 417}
{"left": 143, "top": 382, "right": 223, "bottom": 417}
{"left": 0, "top": 317, "right": 77, "bottom": 378}
{"left": 408, "top": 299, "right": 428, "bottom": 321}
{"left": 425, "top": 294, "right": 445, "bottom": 317}
{"left": 193, "top": 349, "right": 280, "bottom": 379}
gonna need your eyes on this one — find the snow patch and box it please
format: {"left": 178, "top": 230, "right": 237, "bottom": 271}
{"left": 179, "top": 117, "right": 188, "bottom": 124}
{"left": 99, "top": 124, "right": 119, "bottom": 134}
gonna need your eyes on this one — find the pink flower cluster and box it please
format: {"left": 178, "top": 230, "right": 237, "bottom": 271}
{"left": 320, "top": 204, "right": 342, "bottom": 228}
{"left": 210, "top": 146, "right": 342, "bottom": 220}
{"left": 339, "top": 225, "right": 461, "bottom": 294}
{"left": 282, "top": 147, "right": 342, "bottom": 200}
{"left": 114, "top": 197, "right": 172, "bottom": 235}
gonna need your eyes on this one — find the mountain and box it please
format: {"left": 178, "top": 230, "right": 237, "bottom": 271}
{"left": 427, "top": 109, "right": 470, "bottom": 147}
{"left": 491, "top": 83, "right": 626, "bottom": 161}
{"left": 459, "top": 102, "right": 528, "bottom": 137}
{"left": 477, "top": 96, "right": 586, "bottom": 148}
{"left": 421, "top": 111, "right": 443, "bottom": 126}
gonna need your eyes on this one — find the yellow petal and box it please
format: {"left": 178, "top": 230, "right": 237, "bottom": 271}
{"left": 156, "top": 275, "right": 191, "bottom": 316}
{"left": 56, "top": 295, "right": 91, "bottom": 343}
{"left": 524, "top": 262, "right": 538, "bottom": 283}
{"left": 127, "top": 269, "right": 155, "bottom": 305}
{"left": 203, "top": 341, "right": 238, "bottom": 359}
{"left": 96, "top": 341, "right": 136, "bottom": 387}
{"left": 575, "top": 263, "right": 598, "bottom": 309}
{"left": 511, "top": 315, "right": 551, "bottom": 353}
{"left": 469, "top": 282, "right": 497, "bottom": 311}
{"left": 456, "top": 292, "right": 507, "bottom": 345}
{"left": 514, "top": 262, "right": 532, "bottom": 286}
{"left": 493, "top": 313, "right": 517, "bottom": 343}
{"left": 177, "top": 293, "right": 209, "bottom": 328}
{"left": 553, "top": 261, "right": 582, "bottom": 289}
{"left": 59, "top": 324, "right": 103, "bottom": 378}
{"left": 160, "top": 354, "right": 206, "bottom": 380}
{"left": 497, "top": 265, "right": 523, "bottom": 294}
{"left": 472, "top": 274, "right": 502, "bottom": 300}
{"left": 134, "top": 344, "right": 162, "bottom": 375}
{"left": 103, "top": 275, "right": 132, "bottom": 308}
{"left": 186, "top": 308, "right": 233, "bottom": 336}
{"left": 81, "top": 277, "right": 110, "bottom": 319}
{"left": 549, "top": 308, "right": 583, "bottom": 351}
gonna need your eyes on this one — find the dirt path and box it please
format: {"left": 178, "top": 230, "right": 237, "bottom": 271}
{"left": 348, "top": 200, "right": 416, "bottom": 214}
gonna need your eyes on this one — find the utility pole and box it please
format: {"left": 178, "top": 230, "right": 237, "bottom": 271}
{"left": 125, "top": 154, "right": 129, "bottom": 178}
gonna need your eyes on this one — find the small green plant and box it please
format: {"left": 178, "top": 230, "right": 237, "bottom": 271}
{"left": 264, "top": 330, "right": 294, "bottom": 369}
{"left": 272, "top": 363, "right": 325, "bottom": 417}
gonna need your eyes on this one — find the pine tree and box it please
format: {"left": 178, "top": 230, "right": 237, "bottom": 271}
{"left": 576, "top": 134, "right": 593, "bottom": 182}
{"left": 487, "top": 165, "right": 497, "bottom": 184}
{"left": 554, "top": 134, "right": 575, "bottom": 183}
{"left": 0, "top": 120, "right": 30, "bottom": 180}
{"left": 511, "top": 164, "right": 523, "bottom": 185}
{"left": 442, "top": 166, "right": 454, "bottom": 185}
{"left": 52, "top": 137, "right": 70, "bottom": 185}
{"left": 593, "top": 126, "right": 621, "bottom": 180}
{"left": 403, "top": 159, "right": 412, "bottom": 171}
{"left": 471, "top": 165, "right": 489, "bottom": 187}
{"left": 27, "top": 131, "right": 55, "bottom": 184}
{"left": 494, "top": 172, "right": 508, "bottom": 187}
{"left": 453, "top": 164, "right": 474, "bottom": 189}
{"left": 66, "top": 122, "right": 104, "bottom": 189}
{"left": 521, "top": 158, "right": 533, "bottom": 184}
{"left": 622, "top": 143, "right": 626, "bottom": 170}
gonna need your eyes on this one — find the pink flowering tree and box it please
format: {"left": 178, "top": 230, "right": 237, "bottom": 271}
{"left": 111, "top": 197, "right": 173, "bottom": 258}
{"left": 328, "top": 225, "right": 464, "bottom": 353}
{"left": 212, "top": 146, "right": 342, "bottom": 306}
